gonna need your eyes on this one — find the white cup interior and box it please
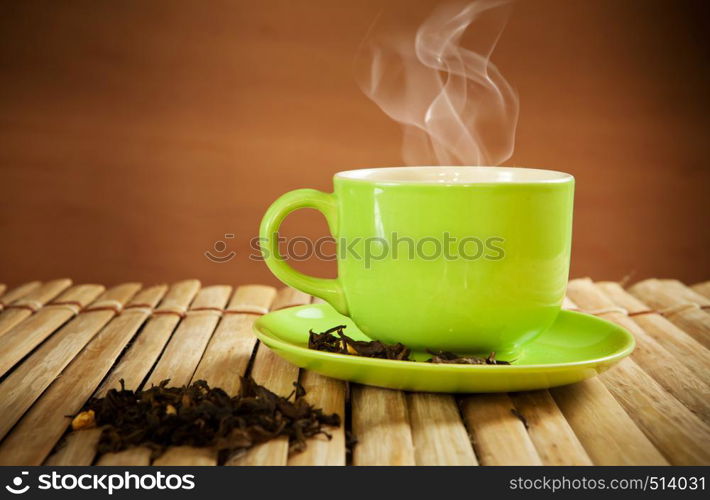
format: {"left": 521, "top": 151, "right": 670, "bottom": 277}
{"left": 336, "top": 166, "right": 573, "bottom": 184}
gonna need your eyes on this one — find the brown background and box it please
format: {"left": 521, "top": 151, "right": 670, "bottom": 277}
{"left": 0, "top": 0, "right": 708, "bottom": 287}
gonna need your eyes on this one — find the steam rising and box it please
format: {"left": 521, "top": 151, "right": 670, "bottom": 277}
{"left": 357, "top": 0, "right": 518, "bottom": 166}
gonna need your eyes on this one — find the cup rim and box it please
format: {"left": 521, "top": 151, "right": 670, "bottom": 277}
{"left": 335, "top": 166, "right": 574, "bottom": 185}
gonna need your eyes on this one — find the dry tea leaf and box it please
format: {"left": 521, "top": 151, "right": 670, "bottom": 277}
{"left": 309, "top": 325, "right": 411, "bottom": 360}
{"left": 75, "top": 377, "right": 340, "bottom": 460}
{"left": 427, "top": 350, "right": 510, "bottom": 365}
{"left": 308, "top": 325, "right": 512, "bottom": 365}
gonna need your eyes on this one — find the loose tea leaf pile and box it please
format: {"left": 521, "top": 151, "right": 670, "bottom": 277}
{"left": 309, "top": 325, "right": 412, "bottom": 360}
{"left": 308, "top": 325, "right": 511, "bottom": 365}
{"left": 73, "top": 376, "right": 340, "bottom": 461}
{"left": 427, "top": 350, "right": 510, "bottom": 365}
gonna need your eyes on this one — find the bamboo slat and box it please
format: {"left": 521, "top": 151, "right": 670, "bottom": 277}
{"left": 288, "top": 371, "right": 347, "bottom": 466}
{"left": 96, "top": 284, "right": 229, "bottom": 467}
{"left": 45, "top": 280, "right": 201, "bottom": 466}
{"left": 658, "top": 279, "right": 710, "bottom": 307}
{"left": 600, "top": 358, "right": 710, "bottom": 465}
{"left": 343, "top": 284, "right": 417, "bottom": 467}
{"left": 226, "top": 287, "right": 310, "bottom": 466}
{"left": 287, "top": 295, "right": 347, "bottom": 466}
{"left": 191, "top": 285, "right": 277, "bottom": 388}
{"left": 407, "top": 393, "right": 477, "bottom": 465}
{"left": 152, "top": 447, "right": 216, "bottom": 466}
{"left": 339, "top": 273, "right": 416, "bottom": 467}
{"left": 97, "top": 448, "right": 152, "bottom": 466}
{"left": 270, "top": 287, "right": 313, "bottom": 311}
{"left": 0, "top": 281, "right": 41, "bottom": 309}
{"left": 225, "top": 350, "right": 296, "bottom": 466}
{"left": 568, "top": 282, "right": 710, "bottom": 461}
{"left": 597, "top": 281, "right": 710, "bottom": 387}
{"left": 691, "top": 281, "right": 710, "bottom": 299}
{"left": 460, "top": 393, "right": 542, "bottom": 465}
{"left": 0, "top": 283, "right": 139, "bottom": 441}
{"left": 351, "top": 385, "right": 416, "bottom": 466}
{"left": 629, "top": 279, "right": 710, "bottom": 348}
{"left": 44, "top": 427, "right": 102, "bottom": 467}
{"left": 226, "top": 284, "right": 275, "bottom": 315}
{"left": 509, "top": 390, "right": 592, "bottom": 465}
{"left": 152, "top": 284, "right": 277, "bottom": 466}
{"left": 0, "top": 276, "right": 703, "bottom": 468}
{"left": 0, "top": 278, "right": 71, "bottom": 337}
{"left": 95, "top": 279, "right": 201, "bottom": 394}
{"left": 0, "top": 285, "right": 167, "bottom": 466}
{"left": 551, "top": 378, "right": 668, "bottom": 465}
{"left": 0, "top": 284, "right": 104, "bottom": 377}
{"left": 145, "top": 285, "right": 232, "bottom": 387}
{"left": 553, "top": 296, "right": 668, "bottom": 465}
{"left": 567, "top": 279, "right": 710, "bottom": 422}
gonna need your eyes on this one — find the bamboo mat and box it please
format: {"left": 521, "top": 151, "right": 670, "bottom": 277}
{"left": 0, "top": 277, "right": 708, "bottom": 466}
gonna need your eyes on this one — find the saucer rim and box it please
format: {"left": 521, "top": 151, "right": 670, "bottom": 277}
{"left": 253, "top": 306, "right": 635, "bottom": 371}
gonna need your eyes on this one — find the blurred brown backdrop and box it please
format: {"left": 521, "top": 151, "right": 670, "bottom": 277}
{"left": 0, "top": 0, "right": 708, "bottom": 287}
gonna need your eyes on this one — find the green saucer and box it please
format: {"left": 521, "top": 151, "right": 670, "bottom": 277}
{"left": 253, "top": 304, "right": 635, "bottom": 393}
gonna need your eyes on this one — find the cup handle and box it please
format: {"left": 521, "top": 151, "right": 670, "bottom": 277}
{"left": 259, "top": 188, "right": 348, "bottom": 315}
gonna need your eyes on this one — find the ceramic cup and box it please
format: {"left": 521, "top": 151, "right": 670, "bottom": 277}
{"left": 260, "top": 166, "right": 574, "bottom": 358}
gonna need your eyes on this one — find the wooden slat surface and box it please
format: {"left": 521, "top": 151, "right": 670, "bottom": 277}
{"left": 45, "top": 280, "right": 201, "bottom": 466}
{"left": 460, "top": 393, "right": 542, "bottom": 465}
{"left": 659, "top": 279, "right": 710, "bottom": 307}
{"left": 191, "top": 285, "right": 276, "bottom": 387}
{"left": 351, "top": 385, "right": 416, "bottom": 466}
{"left": 287, "top": 296, "right": 348, "bottom": 466}
{"left": 408, "top": 393, "right": 477, "bottom": 465}
{"left": 597, "top": 281, "right": 710, "bottom": 387}
{"left": 567, "top": 282, "right": 710, "bottom": 464}
{"left": 97, "top": 447, "right": 152, "bottom": 466}
{"left": 567, "top": 279, "right": 710, "bottom": 422}
{"left": 154, "top": 284, "right": 277, "bottom": 466}
{"left": 551, "top": 377, "right": 669, "bottom": 465}
{"left": 629, "top": 279, "right": 710, "bottom": 348}
{"left": 601, "top": 359, "right": 710, "bottom": 465}
{"left": 0, "top": 283, "right": 136, "bottom": 441}
{"left": 0, "top": 281, "right": 41, "bottom": 309}
{"left": 96, "top": 279, "right": 202, "bottom": 395}
{"left": 0, "top": 283, "right": 105, "bottom": 377}
{"left": 145, "top": 285, "right": 232, "bottom": 387}
{"left": 0, "top": 285, "right": 167, "bottom": 465}
{"left": 98, "top": 283, "right": 229, "bottom": 466}
{"left": 44, "top": 427, "right": 103, "bottom": 467}
{"left": 225, "top": 352, "right": 299, "bottom": 465}
{"left": 345, "top": 277, "right": 418, "bottom": 467}
{"left": 226, "top": 287, "right": 310, "bottom": 466}
{"left": 0, "top": 278, "right": 71, "bottom": 337}
{"left": 509, "top": 390, "right": 592, "bottom": 466}
{"left": 0, "top": 277, "right": 708, "bottom": 467}
{"left": 691, "top": 281, "right": 710, "bottom": 299}
{"left": 287, "top": 371, "right": 347, "bottom": 466}
{"left": 554, "top": 296, "right": 670, "bottom": 465}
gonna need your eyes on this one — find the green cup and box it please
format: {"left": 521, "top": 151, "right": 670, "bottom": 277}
{"left": 260, "top": 166, "right": 574, "bottom": 358}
